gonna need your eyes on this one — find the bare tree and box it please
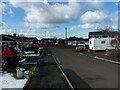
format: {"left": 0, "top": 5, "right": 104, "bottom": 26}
{"left": 96, "top": 27, "right": 112, "bottom": 32}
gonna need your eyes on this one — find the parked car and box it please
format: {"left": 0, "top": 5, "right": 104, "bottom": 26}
{"left": 0, "top": 45, "right": 23, "bottom": 68}
{"left": 75, "top": 44, "right": 86, "bottom": 52}
{"left": 23, "top": 45, "right": 39, "bottom": 53}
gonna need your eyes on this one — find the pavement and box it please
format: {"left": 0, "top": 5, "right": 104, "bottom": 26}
{"left": 80, "top": 51, "right": 120, "bottom": 64}
{"left": 24, "top": 47, "right": 71, "bottom": 89}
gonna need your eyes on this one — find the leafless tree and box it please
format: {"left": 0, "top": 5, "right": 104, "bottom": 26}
{"left": 96, "top": 27, "right": 112, "bottom": 32}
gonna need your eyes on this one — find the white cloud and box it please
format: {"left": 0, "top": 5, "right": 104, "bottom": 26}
{"left": 0, "top": 22, "right": 8, "bottom": 27}
{"left": 0, "top": 2, "right": 6, "bottom": 15}
{"left": 95, "top": 25, "right": 118, "bottom": 30}
{"left": 23, "top": 22, "right": 59, "bottom": 29}
{"left": 83, "top": 1, "right": 104, "bottom": 9}
{"left": 24, "top": 2, "right": 80, "bottom": 24}
{"left": 27, "top": 29, "right": 36, "bottom": 33}
{"left": 110, "top": 25, "right": 118, "bottom": 29}
{"left": 80, "top": 10, "right": 110, "bottom": 24}
{"left": 117, "top": 10, "right": 120, "bottom": 21}
{"left": 70, "top": 23, "right": 118, "bottom": 31}
{"left": 19, "top": 32, "right": 37, "bottom": 37}
{"left": 19, "top": 31, "right": 64, "bottom": 38}
{"left": 8, "top": 8, "right": 14, "bottom": 15}
{"left": 8, "top": 1, "right": 81, "bottom": 29}
{"left": 76, "top": 33, "right": 86, "bottom": 37}
{"left": 116, "top": 2, "right": 120, "bottom": 6}
{"left": 69, "top": 23, "right": 93, "bottom": 31}
{"left": 81, "top": 23, "right": 93, "bottom": 29}
{"left": 42, "top": 32, "right": 64, "bottom": 38}
{"left": 0, "top": 29, "right": 13, "bottom": 34}
{"left": 0, "top": 2, "right": 15, "bottom": 16}
{"left": 0, "top": 3, "right": 6, "bottom": 9}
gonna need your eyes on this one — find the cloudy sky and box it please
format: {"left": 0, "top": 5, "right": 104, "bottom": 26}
{"left": 0, "top": 0, "right": 119, "bottom": 39}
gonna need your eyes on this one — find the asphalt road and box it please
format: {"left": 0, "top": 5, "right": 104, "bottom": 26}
{"left": 51, "top": 46, "right": 119, "bottom": 89}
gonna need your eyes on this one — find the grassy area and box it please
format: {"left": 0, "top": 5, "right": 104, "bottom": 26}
{"left": 104, "top": 50, "right": 120, "bottom": 58}
{"left": 12, "top": 73, "right": 26, "bottom": 79}
{"left": 87, "top": 50, "right": 120, "bottom": 58}
{"left": 11, "top": 69, "right": 33, "bottom": 79}
{"left": 24, "top": 70, "right": 33, "bottom": 76}
{"left": 23, "top": 70, "right": 34, "bottom": 89}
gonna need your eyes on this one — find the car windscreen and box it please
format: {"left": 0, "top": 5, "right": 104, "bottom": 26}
{"left": 76, "top": 45, "right": 84, "bottom": 47}
{"left": 9, "top": 47, "right": 18, "bottom": 52}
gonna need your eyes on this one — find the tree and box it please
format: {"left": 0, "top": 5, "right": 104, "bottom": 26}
{"left": 97, "top": 27, "right": 111, "bottom": 32}
{"left": 111, "top": 36, "right": 120, "bottom": 49}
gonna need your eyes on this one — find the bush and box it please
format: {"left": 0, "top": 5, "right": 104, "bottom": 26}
{"left": 105, "top": 50, "right": 120, "bottom": 58}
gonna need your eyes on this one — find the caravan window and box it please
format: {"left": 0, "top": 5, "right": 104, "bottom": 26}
{"left": 101, "top": 41, "right": 105, "bottom": 44}
{"left": 90, "top": 41, "right": 91, "bottom": 44}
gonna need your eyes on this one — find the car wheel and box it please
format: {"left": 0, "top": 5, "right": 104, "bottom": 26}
{"left": 2, "top": 58, "right": 9, "bottom": 69}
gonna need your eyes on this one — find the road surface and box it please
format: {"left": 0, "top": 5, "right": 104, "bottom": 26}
{"left": 51, "top": 46, "right": 119, "bottom": 89}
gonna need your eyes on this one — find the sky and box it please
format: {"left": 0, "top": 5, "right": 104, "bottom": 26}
{"left": 0, "top": 0, "right": 120, "bottom": 39}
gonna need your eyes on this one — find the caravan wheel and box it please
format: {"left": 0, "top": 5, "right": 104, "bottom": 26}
{"left": 88, "top": 49, "right": 91, "bottom": 52}
{"left": 105, "top": 49, "right": 109, "bottom": 52}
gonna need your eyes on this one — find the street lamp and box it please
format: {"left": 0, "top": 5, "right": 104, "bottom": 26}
{"left": 65, "top": 27, "right": 67, "bottom": 40}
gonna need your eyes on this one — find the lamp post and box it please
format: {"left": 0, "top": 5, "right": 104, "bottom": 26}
{"left": 65, "top": 27, "right": 67, "bottom": 40}
{"left": 45, "top": 31, "right": 46, "bottom": 48}
{"left": 65, "top": 27, "right": 67, "bottom": 46}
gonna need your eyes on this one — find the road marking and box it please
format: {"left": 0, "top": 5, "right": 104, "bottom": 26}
{"left": 80, "top": 53, "right": 120, "bottom": 64}
{"left": 52, "top": 55, "right": 74, "bottom": 90}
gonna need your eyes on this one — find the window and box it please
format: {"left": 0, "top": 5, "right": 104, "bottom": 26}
{"left": 101, "top": 41, "right": 105, "bottom": 44}
{"left": 0, "top": 47, "right": 4, "bottom": 52}
{"left": 9, "top": 47, "right": 18, "bottom": 52}
{"left": 90, "top": 41, "right": 91, "bottom": 44}
{"left": 111, "top": 36, "right": 115, "bottom": 38}
{"left": 76, "top": 45, "right": 84, "bottom": 47}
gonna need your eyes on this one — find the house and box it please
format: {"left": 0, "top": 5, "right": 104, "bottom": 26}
{"left": 89, "top": 31, "right": 119, "bottom": 38}
{"left": 0, "top": 34, "right": 31, "bottom": 50}
{"left": 26, "top": 37, "right": 38, "bottom": 45}
{"left": 88, "top": 31, "right": 120, "bottom": 51}
{"left": 65, "top": 37, "right": 89, "bottom": 47}
{"left": 0, "top": 34, "right": 16, "bottom": 46}
{"left": 40, "top": 38, "right": 57, "bottom": 46}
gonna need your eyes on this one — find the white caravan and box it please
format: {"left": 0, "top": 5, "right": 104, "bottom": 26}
{"left": 89, "top": 38, "right": 115, "bottom": 51}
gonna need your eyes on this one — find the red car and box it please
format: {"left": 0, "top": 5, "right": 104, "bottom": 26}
{"left": 0, "top": 45, "right": 22, "bottom": 68}
{"left": 23, "top": 45, "right": 40, "bottom": 53}
{"left": 75, "top": 44, "right": 85, "bottom": 52}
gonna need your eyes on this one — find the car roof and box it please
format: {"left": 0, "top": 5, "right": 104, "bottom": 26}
{"left": 0, "top": 45, "right": 14, "bottom": 47}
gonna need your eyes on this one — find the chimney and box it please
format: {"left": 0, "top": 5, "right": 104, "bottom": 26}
{"left": 13, "top": 33, "right": 16, "bottom": 37}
